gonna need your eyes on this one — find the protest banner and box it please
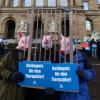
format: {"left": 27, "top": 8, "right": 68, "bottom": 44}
{"left": 19, "top": 61, "right": 79, "bottom": 92}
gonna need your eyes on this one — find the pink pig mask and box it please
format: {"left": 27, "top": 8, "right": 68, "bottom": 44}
{"left": 60, "top": 35, "right": 73, "bottom": 54}
{"left": 16, "top": 34, "right": 30, "bottom": 51}
{"left": 42, "top": 35, "right": 53, "bottom": 49}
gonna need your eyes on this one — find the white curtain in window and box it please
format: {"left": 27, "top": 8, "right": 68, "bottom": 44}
{"left": 86, "top": 20, "right": 92, "bottom": 30}
{"left": 60, "top": 0, "right": 68, "bottom": 7}
{"left": 24, "top": 0, "right": 31, "bottom": 6}
{"left": 48, "top": 0, "right": 56, "bottom": 7}
{"left": 36, "top": 0, "right": 44, "bottom": 7}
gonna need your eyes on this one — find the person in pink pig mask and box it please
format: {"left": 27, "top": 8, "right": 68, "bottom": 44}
{"left": 59, "top": 33, "right": 96, "bottom": 100}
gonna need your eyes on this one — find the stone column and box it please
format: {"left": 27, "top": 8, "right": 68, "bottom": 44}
{"left": 57, "top": 0, "right": 60, "bottom": 7}
{"left": 18, "top": 0, "right": 23, "bottom": 7}
{"left": 44, "top": 0, "right": 48, "bottom": 7}
{"left": 75, "top": 0, "right": 82, "bottom": 9}
{"left": 0, "top": 0, "right": 5, "bottom": 6}
{"left": 76, "top": 0, "right": 82, "bottom": 6}
{"left": 89, "top": 0, "right": 98, "bottom": 10}
{"left": 31, "top": 0, "right": 34, "bottom": 7}
{"left": 70, "top": 0, "right": 73, "bottom": 7}
{"left": 5, "top": 0, "right": 10, "bottom": 7}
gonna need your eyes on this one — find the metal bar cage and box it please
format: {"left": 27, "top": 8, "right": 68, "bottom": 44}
{"left": 26, "top": 7, "right": 78, "bottom": 63}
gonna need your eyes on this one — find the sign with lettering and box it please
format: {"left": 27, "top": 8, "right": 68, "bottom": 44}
{"left": 19, "top": 61, "right": 79, "bottom": 92}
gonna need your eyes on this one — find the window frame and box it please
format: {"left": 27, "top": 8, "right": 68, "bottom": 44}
{"left": 48, "top": 0, "right": 56, "bottom": 7}
{"left": 10, "top": 0, "right": 18, "bottom": 7}
{"left": 83, "top": 0, "right": 89, "bottom": 10}
{"left": 35, "top": 0, "right": 44, "bottom": 7}
{"left": 24, "top": 0, "right": 31, "bottom": 7}
{"left": 60, "top": 0, "right": 68, "bottom": 7}
{"left": 85, "top": 20, "right": 93, "bottom": 31}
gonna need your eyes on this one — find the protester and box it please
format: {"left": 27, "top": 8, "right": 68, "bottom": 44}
{"left": 0, "top": 34, "right": 31, "bottom": 100}
{"left": 0, "top": 39, "right": 9, "bottom": 61}
{"left": 59, "top": 33, "right": 96, "bottom": 100}
{"left": 97, "top": 39, "right": 100, "bottom": 59}
{"left": 90, "top": 39, "right": 97, "bottom": 59}
{"left": 0, "top": 39, "right": 4, "bottom": 56}
{"left": 25, "top": 34, "right": 59, "bottom": 100}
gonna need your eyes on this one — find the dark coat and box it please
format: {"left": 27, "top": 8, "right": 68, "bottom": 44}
{"left": 0, "top": 49, "right": 25, "bottom": 100}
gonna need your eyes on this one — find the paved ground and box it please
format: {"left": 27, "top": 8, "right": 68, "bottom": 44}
{"left": 88, "top": 57, "right": 100, "bottom": 100}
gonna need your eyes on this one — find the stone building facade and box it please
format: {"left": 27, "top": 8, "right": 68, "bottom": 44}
{"left": 1, "top": 1, "right": 100, "bottom": 99}
{"left": 0, "top": 0, "right": 100, "bottom": 40}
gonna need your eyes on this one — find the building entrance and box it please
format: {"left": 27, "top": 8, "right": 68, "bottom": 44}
{"left": 4, "top": 20, "right": 15, "bottom": 39}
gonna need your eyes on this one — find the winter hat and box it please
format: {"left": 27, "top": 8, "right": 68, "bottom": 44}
{"left": 42, "top": 35, "right": 53, "bottom": 49}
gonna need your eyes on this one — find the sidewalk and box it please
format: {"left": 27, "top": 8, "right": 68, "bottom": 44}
{"left": 88, "top": 57, "right": 100, "bottom": 100}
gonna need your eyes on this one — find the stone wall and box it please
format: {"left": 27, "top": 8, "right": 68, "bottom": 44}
{"left": 0, "top": 0, "right": 100, "bottom": 40}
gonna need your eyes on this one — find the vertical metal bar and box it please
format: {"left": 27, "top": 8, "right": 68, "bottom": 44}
{"left": 34, "top": 9, "right": 39, "bottom": 61}
{"left": 64, "top": 11, "right": 67, "bottom": 63}
{"left": 48, "top": 9, "right": 52, "bottom": 61}
{"left": 54, "top": 9, "right": 57, "bottom": 62}
{"left": 39, "top": 9, "right": 43, "bottom": 61}
{"left": 27, "top": 7, "right": 35, "bottom": 61}
{"left": 69, "top": 0, "right": 73, "bottom": 63}
{"left": 59, "top": 9, "right": 62, "bottom": 63}
{"left": 74, "top": 8, "right": 79, "bottom": 64}
{"left": 44, "top": 9, "right": 48, "bottom": 61}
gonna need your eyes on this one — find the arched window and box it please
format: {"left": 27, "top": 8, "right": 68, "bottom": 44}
{"left": 60, "top": 0, "right": 68, "bottom": 7}
{"left": 36, "top": 0, "right": 44, "bottom": 7}
{"left": 4, "top": 20, "right": 16, "bottom": 39}
{"left": 48, "top": 0, "right": 56, "bottom": 7}
{"left": 10, "top": 0, "right": 18, "bottom": 7}
{"left": 33, "top": 19, "right": 44, "bottom": 38}
{"left": 86, "top": 20, "right": 92, "bottom": 31}
{"left": 83, "top": 1, "right": 89, "bottom": 10}
{"left": 24, "top": 0, "right": 31, "bottom": 7}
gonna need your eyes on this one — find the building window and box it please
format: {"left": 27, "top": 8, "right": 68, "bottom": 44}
{"left": 97, "top": 0, "right": 100, "bottom": 4}
{"left": 36, "top": 0, "right": 44, "bottom": 7}
{"left": 86, "top": 20, "right": 92, "bottom": 31}
{"left": 24, "top": 0, "right": 31, "bottom": 7}
{"left": 83, "top": 1, "right": 89, "bottom": 10}
{"left": 60, "top": 0, "right": 68, "bottom": 7}
{"left": 48, "top": 0, "right": 56, "bottom": 7}
{"left": 10, "top": 0, "right": 18, "bottom": 7}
